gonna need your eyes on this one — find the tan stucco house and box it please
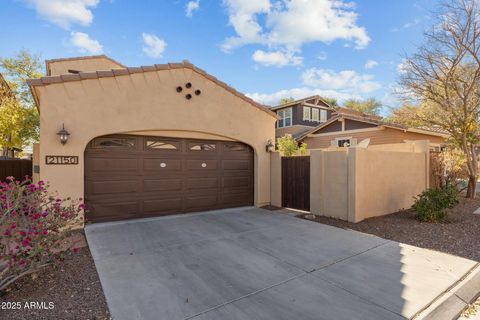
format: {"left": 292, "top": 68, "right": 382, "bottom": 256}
{"left": 272, "top": 96, "right": 448, "bottom": 149}
{"left": 28, "top": 55, "right": 277, "bottom": 222}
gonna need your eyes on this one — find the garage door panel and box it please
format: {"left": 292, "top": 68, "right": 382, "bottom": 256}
{"left": 186, "top": 159, "right": 218, "bottom": 171}
{"left": 143, "top": 198, "right": 182, "bottom": 214}
{"left": 223, "top": 160, "right": 250, "bottom": 171}
{"left": 85, "top": 135, "right": 253, "bottom": 222}
{"left": 143, "top": 179, "right": 183, "bottom": 192}
{"left": 186, "top": 177, "right": 218, "bottom": 190}
{"left": 222, "top": 176, "right": 250, "bottom": 188}
{"left": 185, "top": 195, "right": 218, "bottom": 210}
{"left": 90, "top": 180, "right": 139, "bottom": 195}
{"left": 222, "top": 193, "right": 252, "bottom": 207}
{"left": 88, "top": 158, "right": 138, "bottom": 173}
{"left": 144, "top": 158, "right": 182, "bottom": 171}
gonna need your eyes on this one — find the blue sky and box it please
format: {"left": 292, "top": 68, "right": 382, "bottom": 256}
{"left": 0, "top": 0, "right": 437, "bottom": 113}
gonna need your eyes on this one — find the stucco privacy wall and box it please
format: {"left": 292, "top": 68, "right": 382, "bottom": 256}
{"left": 32, "top": 65, "right": 276, "bottom": 209}
{"left": 351, "top": 148, "right": 428, "bottom": 222}
{"left": 310, "top": 150, "right": 349, "bottom": 220}
{"left": 308, "top": 142, "right": 429, "bottom": 222}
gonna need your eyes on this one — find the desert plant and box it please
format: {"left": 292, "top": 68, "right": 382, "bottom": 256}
{"left": 0, "top": 177, "right": 83, "bottom": 291}
{"left": 412, "top": 185, "right": 459, "bottom": 222}
{"left": 277, "top": 134, "right": 308, "bottom": 156}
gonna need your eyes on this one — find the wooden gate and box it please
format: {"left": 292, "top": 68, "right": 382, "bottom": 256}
{"left": 281, "top": 156, "right": 310, "bottom": 211}
{"left": 0, "top": 159, "right": 32, "bottom": 182}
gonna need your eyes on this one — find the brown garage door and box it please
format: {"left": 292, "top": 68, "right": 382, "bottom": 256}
{"left": 84, "top": 135, "right": 254, "bottom": 222}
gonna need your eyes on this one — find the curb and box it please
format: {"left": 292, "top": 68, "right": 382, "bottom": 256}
{"left": 419, "top": 263, "right": 480, "bottom": 320}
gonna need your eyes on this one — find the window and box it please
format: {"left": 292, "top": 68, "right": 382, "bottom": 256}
{"left": 277, "top": 108, "right": 292, "bottom": 128}
{"left": 93, "top": 137, "right": 135, "bottom": 149}
{"left": 320, "top": 110, "right": 327, "bottom": 122}
{"left": 312, "top": 108, "right": 319, "bottom": 122}
{"left": 337, "top": 139, "right": 351, "bottom": 147}
{"left": 146, "top": 139, "right": 179, "bottom": 150}
{"left": 303, "top": 107, "right": 311, "bottom": 121}
{"left": 189, "top": 143, "right": 216, "bottom": 151}
{"left": 224, "top": 143, "right": 246, "bottom": 152}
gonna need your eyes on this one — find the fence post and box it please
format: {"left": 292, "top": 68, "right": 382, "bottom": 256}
{"left": 270, "top": 152, "right": 282, "bottom": 207}
{"left": 347, "top": 148, "right": 357, "bottom": 222}
{"left": 310, "top": 150, "right": 324, "bottom": 215}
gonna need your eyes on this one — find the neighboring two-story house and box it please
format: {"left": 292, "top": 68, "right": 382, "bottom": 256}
{"left": 272, "top": 95, "right": 448, "bottom": 149}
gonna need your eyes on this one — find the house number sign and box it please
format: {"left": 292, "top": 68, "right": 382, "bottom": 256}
{"left": 45, "top": 155, "right": 79, "bottom": 165}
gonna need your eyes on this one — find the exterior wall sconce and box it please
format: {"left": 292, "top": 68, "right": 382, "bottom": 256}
{"left": 266, "top": 139, "right": 274, "bottom": 152}
{"left": 57, "top": 124, "right": 70, "bottom": 145}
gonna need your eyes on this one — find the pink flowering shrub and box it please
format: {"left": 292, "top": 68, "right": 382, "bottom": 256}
{"left": 0, "top": 177, "right": 83, "bottom": 291}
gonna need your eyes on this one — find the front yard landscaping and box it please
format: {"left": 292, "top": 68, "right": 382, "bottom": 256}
{"left": 299, "top": 194, "right": 480, "bottom": 262}
{"left": 0, "top": 232, "right": 110, "bottom": 320}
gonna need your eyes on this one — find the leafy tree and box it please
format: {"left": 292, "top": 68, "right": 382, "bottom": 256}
{"left": 322, "top": 97, "right": 338, "bottom": 107}
{"left": 343, "top": 98, "right": 382, "bottom": 115}
{"left": 277, "top": 134, "right": 307, "bottom": 156}
{"left": 0, "top": 50, "right": 42, "bottom": 156}
{"left": 0, "top": 49, "right": 42, "bottom": 105}
{"left": 386, "top": 104, "right": 426, "bottom": 128}
{"left": 399, "top": 0, "right": 480, "bottom": 198}
{"left": 278, "top": 97, "right": 295, "bottom": 105}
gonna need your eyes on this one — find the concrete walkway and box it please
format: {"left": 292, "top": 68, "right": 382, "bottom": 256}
{"left": 85, "top": 207, "right": 478, "bottom": 320}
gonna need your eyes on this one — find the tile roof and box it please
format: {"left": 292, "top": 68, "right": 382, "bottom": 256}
{"left": 28, "top": 59, "right": 277, "bottom": 118}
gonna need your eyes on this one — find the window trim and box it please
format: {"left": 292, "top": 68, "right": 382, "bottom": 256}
{"left": 303, "top": 107, "right": 311, "bottom": 121}
{"left": 277, "top": 107, "right": 293, "bottom": 128}
{"left": 311, "top": 108, "right": 319, "bottom": 122}
{"left": 320, "top": 109, "right": 327, "bottom": 122}
{"left": 335, "top": 137, "right": 352, "bottom": 147}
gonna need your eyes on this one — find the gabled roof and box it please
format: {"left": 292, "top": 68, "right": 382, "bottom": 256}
{"left": 270, "top": 95, "right": 334, "bottom": 111}
{"left": 295, "top": 113, "right": 449, "bottom": 141}
{"left": 28, "top": 58, "right": 277, "bottom": 118}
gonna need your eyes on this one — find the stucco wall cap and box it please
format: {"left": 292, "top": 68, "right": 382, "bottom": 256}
{"left": 79, "top": 72, "right": 98, "bottom": 80}
{"left": 41, "top": 76, "right": 63, "bottom": 84}
{"left": 60, "top": 74, "right": 81, "bottom": 82}
{"left": 96, "top": 70, "right": 114, "bottom": 77}
{"left": 126, "top": 67, "right": 143, "bottom": 74}
{"left": 154, "top": 64, "right": 170, "bottom": 70}
{"left": 112, "top": 69, "right": 129, "bottom": 76}
{"left": 141, "top": 66, "right": 156, "bottom": 72}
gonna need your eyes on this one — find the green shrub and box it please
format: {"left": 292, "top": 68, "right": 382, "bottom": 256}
{"left": 412, "top": 185, "right": 459, "bottom": 222}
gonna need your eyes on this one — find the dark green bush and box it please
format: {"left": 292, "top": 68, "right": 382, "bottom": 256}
{"left": 412, "top": 185, "right": 459, "bottom": 222}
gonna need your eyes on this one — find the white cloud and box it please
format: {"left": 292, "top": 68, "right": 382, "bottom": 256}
{"left": 222, "top": 0, "right": 370, "bottom": 60}
{"left": 247, "top": 67, "right": 381, "bottom": 106}
{"left": 247, "top": 88, "right": 357, "bottom": 106}
{"left": 186, "top": 0, "right": 200, "bottom": 17}
{"left": 23, "top": 0, "right": 99, "bottom": 29}
{"left": 252, "top": 49, "right": 302, "bottom": 66}
{"left": 142, "top": 33, "right": 167, "bottom": 58}
{"left": 69, "top": 31, "right": 103, "bottom": 54}
{"left": 302, "top": 68, "right": 381, "bottom": 93}
{"left": 317, "top": 51, "right": 328, "bottom": 61}
{"left": 364, "top": 59, "right": 378, "bottom": 69}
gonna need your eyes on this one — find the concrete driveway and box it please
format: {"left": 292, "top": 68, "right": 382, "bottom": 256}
{"left": 85, "top": 207, "right": 478, "bottom": 320}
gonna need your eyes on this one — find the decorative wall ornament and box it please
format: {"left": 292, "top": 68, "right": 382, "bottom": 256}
{"left": 175, "top": 82, "right": 201, "bottom": 100}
